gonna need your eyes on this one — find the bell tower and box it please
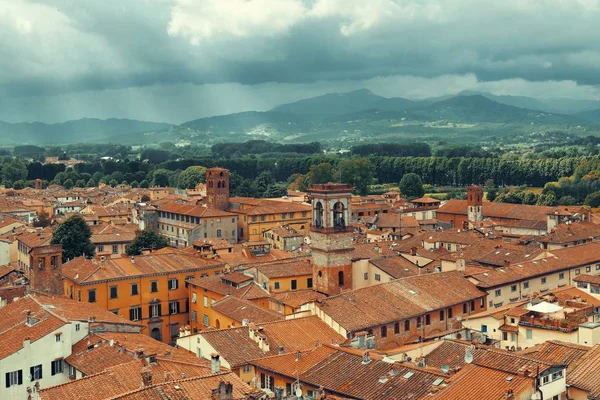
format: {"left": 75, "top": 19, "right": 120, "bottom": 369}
{"left": 467, "top": 185, "right": 483, "bottom": 224}
{"left": 309, "top": 183, "right": 354, "bottom": 296}
{"left": 206, "top": 167, "right": 230, "bottom": 211}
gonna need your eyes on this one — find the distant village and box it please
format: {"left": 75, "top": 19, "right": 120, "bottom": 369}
{"left": 2, "top": 167, "right": 600, "bottom": 399}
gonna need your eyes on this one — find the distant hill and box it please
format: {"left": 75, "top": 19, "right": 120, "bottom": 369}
{"left": 412, "top": 95, "right": 580, "bottom": 124}
{"left": 0, "top": 118, "right": 172, "bottom": 144}
{"left": 573, "top": 109, "right": 600, "bottom": 124}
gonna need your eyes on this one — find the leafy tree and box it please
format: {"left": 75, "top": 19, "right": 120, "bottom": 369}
{"left": 152, "top": 169, "right": 171, "bottom": 187}
{"left": 558, "top": 196, "right": 577, "bottom": 206}
{"left": 51, "top": 215, "right": 95, "bottom": 262}
{"left": 33, "top": 212, "right": 51, "bottom": 228}
{"left": 131, "top": 180, "right": 139, "bottom": 188}
{"left": 339, "top": 158, "right": 375, "bottom": 195}
{"left": 585, "top": 192, "right": 600, "bottom": 208}
{"left": 75, "top": 179, "right": 86, "bottom": 188}
{"left": 126, "top": 229, "right": 168, "bottom": 256}
{"left": 2, "top": 158, "right": 27, "bottom": 187}
{"left": 140, "top": 179, "right": 150, "bottom": 188}
{"left": 63, "top": 179, "right": 73, "bottom": 189}
{"left": 12, "top": 180, "right": 25, "bottom": 190}
{"left": 177, "top": 166, "right": 206, "bottom": 189}
{"left": 86, "top": 178, "right": 96, "bottom": 188}
{"left": 307, "top": 162, "right": 336, "bottom": 185}
{"left": 399, "top": 173, "right": 424, "bottom": 198}
{"left": 109, "top": 179, "right": 118, "bottom": 187}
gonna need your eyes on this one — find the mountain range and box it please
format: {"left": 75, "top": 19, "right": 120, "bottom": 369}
{"left": 2, "top": 89, "right": 600, "bottom": 145}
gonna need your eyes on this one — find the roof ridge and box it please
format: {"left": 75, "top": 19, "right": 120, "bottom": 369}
{"left": 28, "top": 294, "right": 70, "bottom": 324}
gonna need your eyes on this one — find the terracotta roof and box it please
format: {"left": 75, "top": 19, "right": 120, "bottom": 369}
{"left": 250, "top": 257, "right": 313, "bottom": 279}
{"left": 91, "top": 231, "right": 136, "bottom": 244}
{"left": 470, "top": 242, "right": 600, "bottom": 288}
{"left": 369, "top": 256, "right": 423, "bottom": 279}
{"left": 188, "top": 275, "right": 270, "bottom": 300}
{"left": 539, "top": 222, "right": 600, "bottom": 244}
{"left": 420, "top": 340, "right": 472, "bottom": 370}
{"left": 317, "top": 271, "right": 486, "bottom": 332}
{"left": 498, "top": 324, "right": 519, "bottom": 332}
{"left": 62, "top": 253, "right": 224, "bottom": 285}
{"left": 113, "top": 371, "right": 261, "bottom": 400}
{"left": 573, "top": 274, "right": 600, "bottom": 285}
{"left": 518, "top": 340, "right": 589, "bottom": 373}
{"left": 65, "top": 332, "right": 211, "bottom": 376}
{"left": 17, "top": 228, "right": 53, "bottom": 248}
{"left": 0, "top": 296, "right": 68, "bottom": 360}
{"left": 31, "top": 293, "right": 143, "bottom": 327}
{"left": 210, "top": 296, "right": 284, "bottom": 324}
{"left": 270, "top": 290, "right": 327, "bottom": 308}
{"left": 158, "top": 200, "right": 237, "bottom": 218}
{"left": 567, "top": 344, "right": 600, "bottom": 397}
{"left": 298, "top": 348, "right": 443, "bottom": 399}
{"left": 220, "top": 271, "right": 253, "bottom": 284}
{"left": 231, "top": 200, "right": 310, "bottom": 216}
{"left": 426, "top": 364, "right": 533, "bottom": 400}
{"left": 197, "top": 316, "right": 345, "bottom": 368}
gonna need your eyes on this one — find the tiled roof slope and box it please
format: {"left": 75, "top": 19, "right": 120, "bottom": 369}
{"left": 317, "top": 271, "right": 485, "bottom": 332}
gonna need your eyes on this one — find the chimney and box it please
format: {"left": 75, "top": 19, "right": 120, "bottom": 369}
{"left": 23, "top": 337, "right": 31, "bottom": 351}
{"left": 211, "top": 353, "right": 221, "bottom": 374}
{"left": 504, "top": 259, "right": 510, "bottom": 268}
{"left": 140, "top": 366, "right": 152, "bottom": 386}
{"left": 296, "top": 351, "right": 301, "bottom": 361}
{"left": 278, "top": 346, "right": 285, "bottom": 355}
{"left": 25, "top": 309, "right": 32, "bottom": 326}
{"left": 211, "top": 380, "right": 234, "bottom": 400}
{"left": 410, "top": 247, "right": 417, "bottom": 256}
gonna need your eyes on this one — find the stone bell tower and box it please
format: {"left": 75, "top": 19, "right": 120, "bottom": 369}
{"left": 467, "top": 185, "right": 483, "bottom": 224}
{"left": 308, "top": 183, "right": 354, "bottom": 296}
{"left": 206, "top": 167, "right": 230, "bottom": 211}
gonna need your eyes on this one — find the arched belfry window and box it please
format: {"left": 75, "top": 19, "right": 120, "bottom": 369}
{"left": 217, "top": 181, "right": 222, "bottom": 188}
{"left": 314, "top": 201, "right": 324, "bottom": 228}
{"left": 333, "top": 201, "right": 345, "bottom": 228}
{"left": 338, "top": 271, "right": 344, "bottom": 286}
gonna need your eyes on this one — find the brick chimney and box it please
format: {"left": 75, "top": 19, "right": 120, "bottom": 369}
{"left": 211, "top": 380, "right": 233, "bottom": 400}
{"left": 140, "top": 366, "right": 152, "bottom": 386}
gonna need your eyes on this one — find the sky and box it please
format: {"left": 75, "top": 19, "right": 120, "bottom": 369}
{"left": 2, "top": 0, "right": 600, "bottom": 124}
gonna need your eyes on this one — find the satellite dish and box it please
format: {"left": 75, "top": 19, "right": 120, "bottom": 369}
{"left": 441, "top": 364, "right": 450, "bottom": 374}
{"left": 295, "top": 387, "right": 303, "bottom": 397}
{"left": 464, "top": 352, "right": 473, "bottom": 364}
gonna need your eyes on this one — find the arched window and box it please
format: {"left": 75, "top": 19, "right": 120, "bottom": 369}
{"left": 217, "top": 181, "right": 222, "bottom": 188}
{"left": 219, "top": 171, "right": 224, "bottom": 177}
{"left": 394, "top": 322, "right": 400, "bottom": 335}
{"left": 314, "top": 201, "right": 323, "bottom": 228}
{"left": 338, "top": 271, "right": 344, "bottom": 286}
{"left": 333, "top": 201, "right": 345, "bottom": 228}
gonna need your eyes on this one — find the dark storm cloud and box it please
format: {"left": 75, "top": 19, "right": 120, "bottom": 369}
{"left": 3, "top": 0, "right": 600, "bottom": 97}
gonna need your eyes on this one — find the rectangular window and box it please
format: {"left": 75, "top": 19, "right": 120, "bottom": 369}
{"left": 192, "top": 293, "right": 197, "bottom": 303}
{"left": 243, "top": 364, "right": 251, "bottom": 373}
{"left": 274, "top": 282, "right": 280, "bottom": 290}
{"left": 216, "top": 229, "right": 222, "bottom": 238}
{"left": 203, "top": 296, "right": 208, "bottom": 307}
{"left": 394, "top": 323, "right": 400, "bottom": 335}
{"left": 112, "top": 245, "right": 118, "bottom": 254}
{"left": 77, "top": 290, "right": 81, "bottom": 302}
{"left": 98, "top": 245, "right": 104, "bottom": 252}
{"left": 494, "top": 289, "right": 501, "bottom": 297}
{"left": 51, "top": 360, "right": 63, "bottom": 376}
{"left": 149, "top": 304, "right": 162, "bottom": 318}
{"left": 375, "top": 274, "right": 381, "bottom": 281}
{"left": 129, "top": 306, "right": 141, "bottom": 321}
{"left": 541, "top": 277, "right": 547, "bottom": 285}
{"left": 559, "top": 272, "right": 564, "bottom": 280}
{"left": 203, "top": 314, "right": 209, "bottom": 327}
{"left": 5, "top": 370, "right": 22, "bottom": 387}
{"left": 404, "top": 320, "right": 410, "bottom": 331}
{"left": 191, "top": 310, "right": 197, "bottom": 322}
{"left": 281, "top": 213, "right": 286, "bottom": 219}
{"left": 131, "top": 283, "right": 139, "bottom": 296}
{"left": 462, "top": 303, "right": 467, "bottom": 314}
{"left": 168, "top": 278, "right": 178, "bottom": 290}
{"left": 481, "top": 325, "right": 488, "bottom": 333}
{"left": 88, "top": 289, "right": 96, "bottom": 303}
{"left": 109, "top": 286, "right": 118, "bottom": 299}
{"left": 30, "top": 365, "right": 42, "bottom": 381}
{"left": 510, "top": 285, "right": 517, "bottom": 292}
{"left": 416, "top": 316, "right": 422, "bottom": 328}
{"left": 425, "top": 314, "right": 431, "bottom": 325}
{"left": 523, "top": 281, "right": 529, "bottom": 289}
{"left": 364, "top": 273, "right": 368, "bottom": 280}
{"left": 526, "top": 329, "right": 533, "bottom": 340}
{"left": 447, "top": 308, "right": 453, "bottom": 319}
{"left": 150, "top": 280, "right": 158, "bottom": 293}
{"left": 291, "top": 280, "right": 297, "bottom": 290}
{"left": 439, "top": 310, "right": 445, "bottom": 321}
{"left": 169, "top": 301, "right": 180, "bottom": 315}
{"left": 470, "top": 300, "right": 475, "bottom": 311}
{"left": 587, "top": 266, "right": 591, "bottom": 272}
{"left": 381, "top": 326, "right": 387, "bottom": 338}
{"left": 55, "top": 334, "right": 62, "bottom": 342}
{"left": 260, "top": 215, "right": 266, "bottom": 222}
{"left": 75, "top": 324, "right": 80, "bottom": 332}
{"left": 307, "top": 278, "right": 313, "bottom": 288}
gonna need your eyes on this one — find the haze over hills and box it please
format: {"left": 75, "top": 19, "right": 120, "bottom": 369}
{"left": 1, "top": 89, "right": 600, "bottom": 145}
